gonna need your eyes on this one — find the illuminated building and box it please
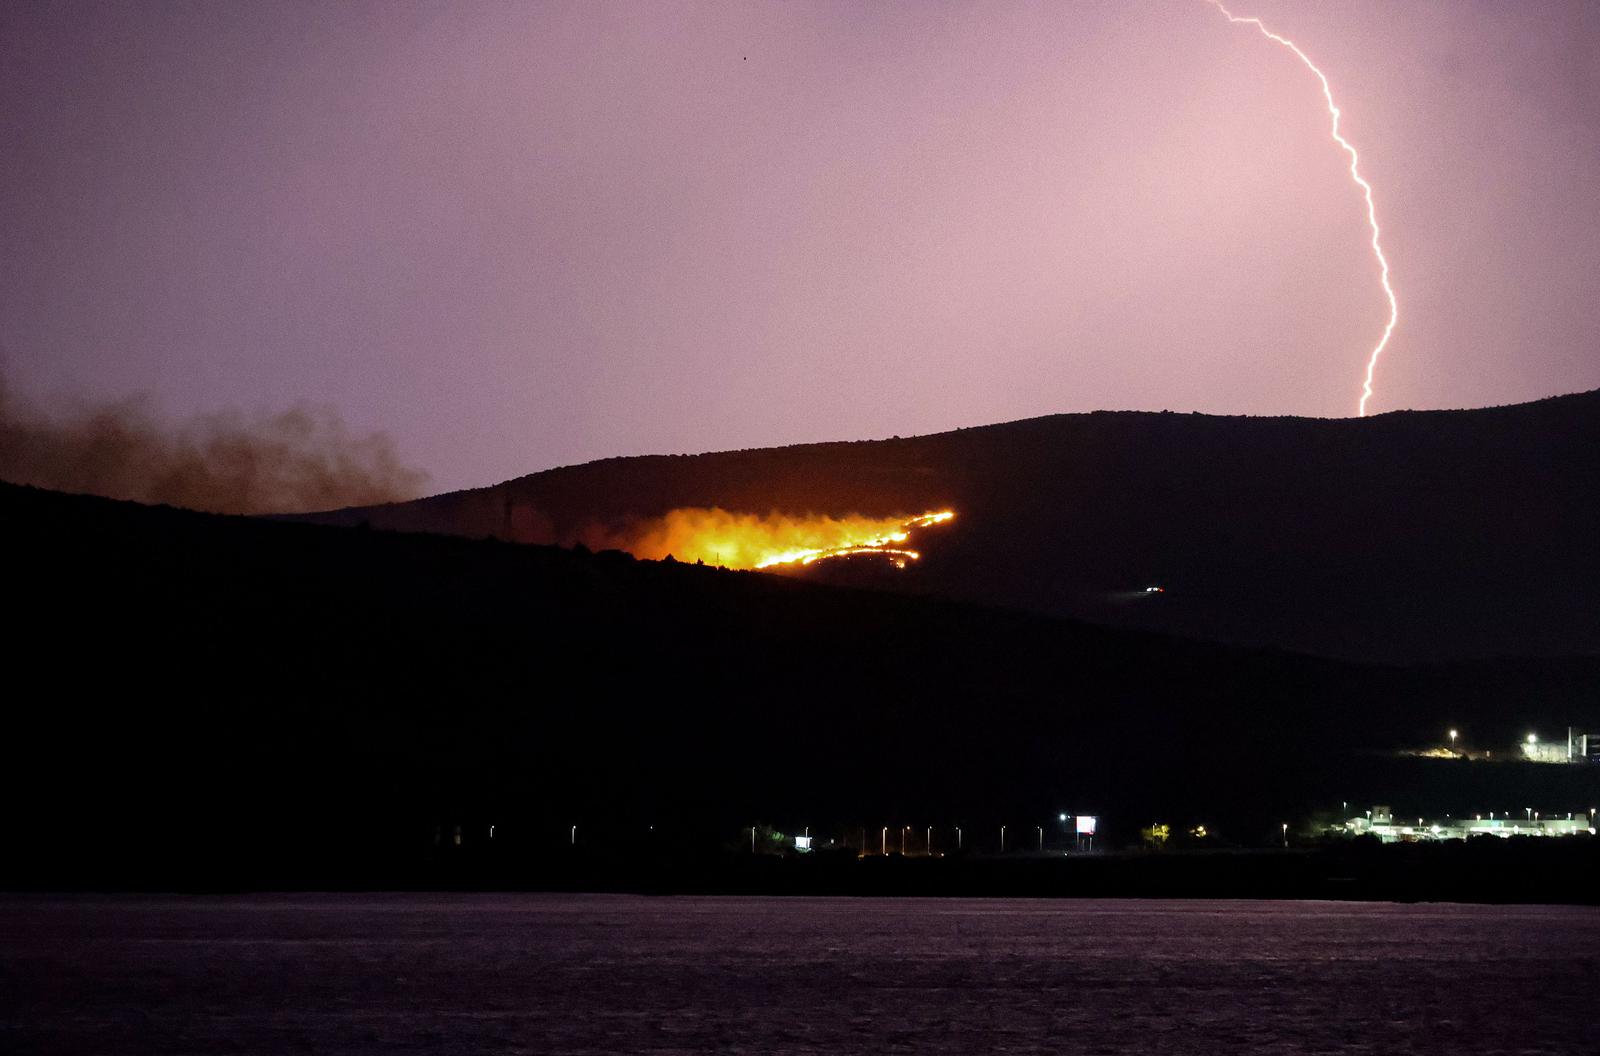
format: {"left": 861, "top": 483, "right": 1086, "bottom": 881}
{"left": 1339, "top": 806, "right": 1595, "bottom": 843}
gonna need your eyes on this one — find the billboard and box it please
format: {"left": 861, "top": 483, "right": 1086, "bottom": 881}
{"left": 1075, "top": 815, "right": 1097, "bottom": 835}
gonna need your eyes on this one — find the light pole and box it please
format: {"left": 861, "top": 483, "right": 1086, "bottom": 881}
{"left": 570, "top": 824, "right": 577, "bottom": 846}
{"left": 1449, "top": 729, "right": 1458, "bottom": 754}
{"left": 956, "top": 826, "right": 962, "bottom": 850}
{"left": 881, "top": 826, "right": 888, "bottom": 856}
{"left": 1000, "top": 825, "right": 1006, "bottom": 852}
{"left": 901, "top": 826, "right": 908, "bottom": 855}
{"left": 1281, "top": 823, "right": 1288, "bottom": 848}
{"left": 926, "top": 825, "right": 932, "bottom": 855}
{"left": 1037, "top": 825, "right": 1044, "bottom": 852}
{"left": 752, "top": 826, "right": 757, "bottom": 853}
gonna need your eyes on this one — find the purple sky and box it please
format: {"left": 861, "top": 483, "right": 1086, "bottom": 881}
{"left": 5, "top": 0, "right": 1599, "bottom": 493}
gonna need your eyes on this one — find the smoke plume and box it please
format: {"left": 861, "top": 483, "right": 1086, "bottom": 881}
{"left": 0, "top": 375, "right": 428, "bottom": 515}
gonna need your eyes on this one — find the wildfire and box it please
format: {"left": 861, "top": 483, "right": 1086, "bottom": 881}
{"left": 621, "top": 508, "right": 955, "bottom": 570}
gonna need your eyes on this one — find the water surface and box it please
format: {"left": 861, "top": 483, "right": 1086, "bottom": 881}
{"left": 4, "top": 895, "right": 1597, "bottom": 1054}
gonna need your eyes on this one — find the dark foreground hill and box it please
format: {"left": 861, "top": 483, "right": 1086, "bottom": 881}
{"left": 3, "top": 481, "right": 1597, "bottom": 889}
{"left": 302, "top": 390, "right": 1600, "bottom": 664}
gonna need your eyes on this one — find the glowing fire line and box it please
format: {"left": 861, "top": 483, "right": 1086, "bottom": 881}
{"left": 754, "top": 510, "right": 954, "bottom": 569}
{"left": 1206, "top": 0, "right": 1398, "bottom": 417}
{"left": 619, "top": 507, "right": 955, "bottom": 570}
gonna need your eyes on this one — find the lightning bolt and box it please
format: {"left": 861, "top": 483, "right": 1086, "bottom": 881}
{"left": 1206, "top": 1, "right": 1398, "bottom": 417}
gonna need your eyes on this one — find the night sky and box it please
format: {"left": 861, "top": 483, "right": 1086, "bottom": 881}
{"left": 5, "top": 0, "right": 1599, "bottom": 492}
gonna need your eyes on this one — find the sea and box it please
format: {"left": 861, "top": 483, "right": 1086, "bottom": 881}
{"left": 3, "top": 895, "right": 1597, "bottom": 1054}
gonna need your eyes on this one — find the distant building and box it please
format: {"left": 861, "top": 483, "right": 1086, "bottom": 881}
{"left": 1520, "top": 728, "right": 1592, "bottom": 764}
{"left": 1339, "top": 808, "right": 1595, "bottom": 843}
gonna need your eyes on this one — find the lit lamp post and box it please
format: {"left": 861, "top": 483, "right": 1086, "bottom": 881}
{"left": 926, "top": 825, "right": 932, "bottom": 855}
{"left": 881, "top": 826, "right": 888, "bottom": 856}
{"left": 956, "top": 826, "right": 963, "bottom": 850}
{"left": 1449, "top": 729, "right": 1458, "bottom": 754}
{"left": 1000, "top": 825, "right": 1006, "bottom": 852}
{"left": 902, "top": 826, "right": 909, "bottom": 855}
{"left": 1037, "top": 825, "right": 1044, "bottom": 852}
{"left": 1281, "top": 823, "right": 1288, "bottom": 848}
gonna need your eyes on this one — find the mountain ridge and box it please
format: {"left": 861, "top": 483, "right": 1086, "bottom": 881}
{"left": 296, "top": 388, "right": 1600, "bottom": 664}
{"left": 6, "top": 478, "right": 1598, "bottom": 886}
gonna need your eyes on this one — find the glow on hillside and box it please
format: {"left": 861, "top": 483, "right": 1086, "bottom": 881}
{"left": 622, "top": 508, "right": 955, "bottom": 570}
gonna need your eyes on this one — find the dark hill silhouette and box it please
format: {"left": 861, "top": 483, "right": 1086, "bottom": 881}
{"left": 4, "top": 480, "right": 1597, "bottom": 888}
{"left": 299, "top": 390, "right": 1600, "bottom": 663}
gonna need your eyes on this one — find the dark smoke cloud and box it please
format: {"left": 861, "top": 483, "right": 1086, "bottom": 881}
{"left": 0, "top": 374, "right": 428, "bottom": 515}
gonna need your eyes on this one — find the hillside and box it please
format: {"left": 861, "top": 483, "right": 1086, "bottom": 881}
{"left": 301, "top": 390, "right": 1600, "bottom": 663}
{"left": 4, "top": 480, "right": 1597, "bottom": 887}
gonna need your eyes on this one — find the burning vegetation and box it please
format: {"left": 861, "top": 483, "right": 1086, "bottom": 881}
{"left": 621, "top": 508, "right": 955, "bottom": 570}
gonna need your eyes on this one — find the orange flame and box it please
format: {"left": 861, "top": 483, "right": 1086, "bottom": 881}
{"left": 622, "top": 508, "right": 955, "bottom": 570}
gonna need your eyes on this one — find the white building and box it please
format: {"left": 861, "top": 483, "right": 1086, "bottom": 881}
{"left": 1341, "top": 806, "right": 1595, "bottom": 843}
{"left": 1519, "top": 728, "right": 1592, "bottom": 764}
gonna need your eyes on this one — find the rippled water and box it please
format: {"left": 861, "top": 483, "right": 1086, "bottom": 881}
{"left": 4, "top": 895, "right": 1598, "bottom": 1054}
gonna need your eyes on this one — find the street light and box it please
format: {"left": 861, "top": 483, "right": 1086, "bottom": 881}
{"left": 1000, "top": 825, "right": 1006, "bottom": 852}
{"left": 1037, "top": 825, "right": 1044, "bottom": 851}
{"left": 926, "top": 825, "right": 932, "bottom": 855}
{"left": 1281, "top": 822, "right": 1288, "bottom": 848}
{"left": 881, "top": 826, "right": 888, "bottom": 855}
{"left": 956, "top": 825, "right": 963, "bottom": 850}
{"left": 1449, "top": 729, "right": 1458, "bottom": 752}
{"left": 902, "top": 826, "right": 909, "bottom": 855}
